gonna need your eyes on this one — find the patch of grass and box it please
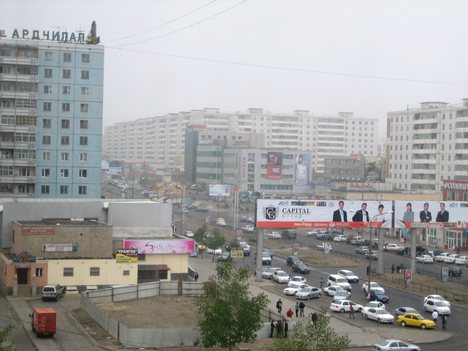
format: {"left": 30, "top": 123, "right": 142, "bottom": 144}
{"left": 272, "top": 248, "right": 361, "bottom": 267}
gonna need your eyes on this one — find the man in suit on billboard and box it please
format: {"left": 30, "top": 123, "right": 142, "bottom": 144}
{"left": 332, "top": 201, "right": 347, "bottom": 222}
{"left": 436, "top": 203, "right": 449, "bottom": 222}
{"left": 419, "top": 202, "right": 432, "bottom": 222}
{"left": 352, "top": 203, "right": 370, "bottom": 222}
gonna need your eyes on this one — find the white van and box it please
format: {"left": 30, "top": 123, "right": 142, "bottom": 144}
{"left": 327, "top": 274, "right": 352, "bottom": 291}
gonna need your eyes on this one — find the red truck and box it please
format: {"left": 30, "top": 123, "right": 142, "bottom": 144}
{"left": 30, "top": 308, "right": 56, "bottom": 337}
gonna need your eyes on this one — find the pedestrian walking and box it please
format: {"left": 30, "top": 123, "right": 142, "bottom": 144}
{"left": 432, "top": 310, "right": 439, "bottom": 325}
{"left": 319, "top": 277, "right": 324, "bottom": 289}
{"left": 194, "top": 272, "right": 199, "bottom": 281}
{"left": 441, "top": 315, "right": 447, "bottom": 329}
{"left": 276, "top": 298, "right": 283, "bottom": 314}
{"left": 295, "top": 302, "right": 299, "bottom": 318}
{"left": 299, "top": 301, "right": 305, "bottom": 317}
{"left": 349, "top": 303, "right": 355, "bottom": 319}
{"left": 270, "top": 320, "right": 276, "bottom": 338}
{"left": 276, "top": 319, "right": 283, "bottom": 338}
{"left": 391, "top": 264, "right": 395, "bottom": 274}
{"left": 284, "top": 319, "right": 289, "bottom": 338}
{"left": 311, "top": 312, "right": 318, "bottom": 324}
{"left": 286, "top": 308, "right": 294, "bottom": 319}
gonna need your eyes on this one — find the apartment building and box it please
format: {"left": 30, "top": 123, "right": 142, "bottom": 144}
{"left": 104, "top": 109, "right": 379, "bottom": 173}
{"left": 0, "top": 34, "right": 103, "bottom": 198}
{"left": 386, "top": 98, "right": 468, "bottom": 192}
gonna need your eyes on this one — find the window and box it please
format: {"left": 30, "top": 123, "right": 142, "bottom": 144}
{"left": 41, "top": 169, "right": 50, "bottom": 177}
{"left": 80, "top": 103, "right": 88, "bottom": 113}
{"left": 81, "top": 70, "right": 89, "bottom": 80}
{"left": 62, "top": 69, "right": 71, "bottom": 79}
{"left": 45, "top": 51, "right": 53, "bottom": 61}
{"left": 62, "top": 86, "right": 71, "bottom": 95}
{"left": 35, "top": 268, "right": 43, "bottom": 277}
{"left": 60, "top": 169, "right": 69, "bottom": 178}
{"left": 123, "top": 270, "right": 130, "bottom": 276}
{"left": 43, "top": 85, "right": 52, "bottom": 94}
{"left": 42, "top": 152, "right": 50, "bottom": 161}
{"left": 43, "top": 102, "right": 51, "bottom": 112}
{"left": 63, "top": 52, "right": 71, "bottom": 62}
{"left": 78, "top": 185, "right": 87, "bottom": 195}
{"left": 80, "top": 153, "right": 88, "bottom": 162}
{"left": 90, "top": 267, "right": 100, "bottom": 276}
{"left": 60, "top": 185, "right": 68, "bottom": 194}
{"left": 41, "top": 185, "right": 50, "bottom": 194}
{"left": 62, "top": 103, "right": 70, "bottom": 112}
{"left": 81, "top": 53, "right": 90, "bottom": 63}
{"left": 79, "top": 169, "right": 88, "bottom": 178}
{"left": 44, "top": 68, "right": 52, "bottom": 78}
{"left": 80, "top": 120, "right": 88, "bottom": 129}
{"left": 61, "top": 152, "right": 69, "bottom": 161}
{"left": 42, "top": 135, "right": 51, "bottom": 145}
{"left": 61, "top": 136, "right": 70, "bottom": 145}
{"left": 42, "top": 119, "right": 51, "bottom": 128}
{"left": 81, "top": 87, "right": 89, "bottom": 96}
{"left": 61, "top": 119, "right": 70, "bottom": 128}
{"left": 159, "top": 269, "right": 168, "bottom": 280}
{"left": 80, "top": 136, "right": 88, "bottom": 145}
{"left": 63, "top": 267, "right": 74, "bottom": 277}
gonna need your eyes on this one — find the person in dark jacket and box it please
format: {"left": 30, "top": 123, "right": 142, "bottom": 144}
{"left": 284, "top": 319, "right": 289, "bottom": 338}
{"left": 352, "top": 203, "right": 370, "bottom": 222}
{"left": 436, "top": 203, "right": 449, "bottom": 222}
{"left": 419, "top": 203, "right": 432, "bottom": 222}
{"left": 333, "top": 201, "right": 347, "bottom": 222}
{"left": 270, "top": 320, "right": 276, "bottom": 338}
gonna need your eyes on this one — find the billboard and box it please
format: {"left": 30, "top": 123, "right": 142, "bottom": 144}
{"left": 123, "top": 239, "right": 195, "bottom": 254}
{"left": 266, "top": 152, "right": 283, "bottom": 180}
{"left": 116, "top": 249, "right": 138, "bottom": 263}
{"left": 209, "top": 184, "right": 231, "bottom": 197}
{"left": 295, "top": 153, "right": 310, "bottom": 186}
{"left": 394, "top": 201, "right": 468, "bottom": 228}
{"left": 256, "top": 199, "right": 393, "bottom": 229}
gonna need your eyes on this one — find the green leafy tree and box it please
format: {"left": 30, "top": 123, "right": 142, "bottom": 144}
{"left": 268, "top": 311, "right": 350, "bottom": 351}
{"left": 205, "top": 228, "right": 225, "bottom": 250}
{"left": 195, "top": 261, "right": 269, "bottom": 350}
{"left": 0, "top": 324, "right": 15, "bottom": 351}
{"left": 194, "top": 224, "right": 208, "bottom": 243}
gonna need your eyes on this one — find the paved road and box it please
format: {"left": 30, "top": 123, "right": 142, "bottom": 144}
{"left": 0, "top": 294, "right": 36, "bottom": 350}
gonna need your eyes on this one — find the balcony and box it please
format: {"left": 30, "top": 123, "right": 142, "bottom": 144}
{"left": 0, "top": 73, "right": 38, "bottom": 83}
{"left": 0, "top": 56, "right": 38, "bottom": 65}
{"left": 0, "top": 158, "right": 36, "bottom": 167}
{"left": 0, "top": 125, "right": 36, "bottom": 133}
{"left": 0, "top": 176, "right": 36, "bottom": 184}
{"left": 0, "top": 141, "right": 36, "bottom": 149}
{"left": 0, "top": 107, "right": 37, "bottom": 116}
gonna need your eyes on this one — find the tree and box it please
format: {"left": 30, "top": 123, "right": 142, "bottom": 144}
{"left": 205, "top": 228, "right": 225, "bottom": 251}
{"left": 268, "top": 311, "right": 350, "bottom": 351}
{"left": 194, "top": 224, "right": 207, "bottom": 243}
{"left": 195, "top": 261, "right": 269, "bottom": 350}
{"left": 0, "top": 324, "right": 14, "bottom": 351}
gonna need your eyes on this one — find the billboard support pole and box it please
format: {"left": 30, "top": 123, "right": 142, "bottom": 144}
{"left": 256, "top": 228, "right": 263, "bottom": 282}
{"left": 410, "top": 228, "right": 416, "bottom": 274}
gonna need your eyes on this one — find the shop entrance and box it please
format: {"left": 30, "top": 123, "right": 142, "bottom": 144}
{"left": 16, "top": 268, "right": 28, "bottom": 284}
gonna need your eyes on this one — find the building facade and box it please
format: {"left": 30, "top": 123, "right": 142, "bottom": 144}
{"left": 386, "top": 99, "right": 468, "bottom": 193}
{"left": 0, "top": 37, "right": 104, "bottom": 198}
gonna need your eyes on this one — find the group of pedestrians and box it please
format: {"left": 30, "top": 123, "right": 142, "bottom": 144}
{"left": 270, "top": 319, "right": 289, "bottom": 338}
{"left": 432, "top": 310, "right": 447, "bottom": 329}
{"left": 271, "top": 298, "right": 309, "bottom": 338}
{"left": 276, "top": 299, "right": 305, "bottom": 317}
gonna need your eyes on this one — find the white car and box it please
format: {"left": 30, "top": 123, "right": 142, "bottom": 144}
{"left": 283, "top": 283, "right": 308, "bottom": 296}
{"left": 272, "top": 270, "right": 290, "bottom": 283}
{"left": 317, "top": 242, "right": 332, "bottom": 251}
{"left": 242, "top": 224, "right": 254, "bottom": 232}
{"left": 444, "top": 254, "right": 460, "bottom": 264}
{"left": 338, "top": 269, "right": 360, "bottom": 283}
{"left": 332, "top": 289, "right": 352, "bottom": 302}
{"left": 206, "top": 247, "right": 222, "bottom": 255}
{"left": 424, "top": 295, "right": 451, "bottom": 307}
{"left": 416, "top": 254, "right": 434, "bottom": 264}
{"left": 216, "top": 217, "right": 226, "bottom": 226}
{"left": 362, "top": 282, "right": 385, "bottom": 295}
{"left": 333, "top": 235, "right": 347, "bottom": 242}
{"left": 365, "top": 301, "right": 386, "bottom": 310}
{"left": 296, "top": 286, "right": 322, "bottom": 300}
{"left": 183, "top": 230, "right": 194, "bottom": 238}
{"left": 261, "top": 267, "right": 281, "bottom": 279}
{"left": 385, "top": 243, "right": 404, "bottom": 252}
{"left": 288, "top": 276, "right": 307, "bottom": 286}
{"left": 373, "top": 339, "right": 421, "bottom": 351}
{"left": 324, "top": 285, "right": 350, "bottom": 297}
{"left": 361, "top": 307, "right": 394, "bottom": 324}
{"left": 266, "top": 231, "right": 281, "bottom": 239}
{"left": 455, "top": 255, "right": 468, "bottom": 265}
{"left": 423, "top": 298, "right": 451, "bottom": 315}
{"left": 330, "top": 300, "right": 363, "bottom": 313}
{"left": 434, "top": 252, "right": 450, "bottom": 262}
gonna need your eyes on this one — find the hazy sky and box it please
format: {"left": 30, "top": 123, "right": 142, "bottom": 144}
{"left": 3, "top": 0, "right": 468, "bottom": 132}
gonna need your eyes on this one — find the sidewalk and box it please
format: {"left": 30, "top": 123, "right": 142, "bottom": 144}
{"left": 188, "top": 256, "right": 453, "bottom": 348}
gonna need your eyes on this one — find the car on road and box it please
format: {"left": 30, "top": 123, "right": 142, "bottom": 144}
{"left": 296, "top": 286, "right": 322, "bottom": 300}
{"left": 283, "top": 282, "right": 308, "bottom": 296}
{"left": 288, "top": 276, "right": 307, "bottom": 286}
{"left": 282, "top": 229, "right": 297, "bottom": 239}
{"left": 366, "top": 301, "right": 386, "bottom": 310}
{"left": 261, "top": 251, "right": 272, "bottom": 265}
{"left": 216, "top": 217, "right": 226, "bottom": 226}
{"left": 455, "top": 255, "right": 468, "bottom": 265}
{"left": 330, "top": 300, "right": 363, "bottom": 313}
{"left": 361, "top": 308, "right": 394, "bottom": 324}
{"left": 317, "top": 242, "right": 332, "bottom": 251}
{"left": 183, "top": 230, "right": 194, "bottom": 238}
{"left": 324, "top": 285, "right": 350, "bottom": 298}
{"left": 394, "top": 306, "right": 418, "bottom": 317}
{"left": 350, "top": 236, "right": 366, "bottom": 245}
{"left": 384, "top": 243, "right": 404, "bottom": 252}
{"left": 241, "top": 224, "right": 255, "bottom": 232}
{"left": 206, "top": 247, "right": 223, "bottom": 255}
{"left": 265, "top": 231, "right": 281, "bottom": 239}
{"left": 362, "top": 282, "right": 385, "bottom": 295}
{"left": 261, "top": 267, "right": 281, "bottom": 279}
{"left": 373, "top": 339, "right": 421, "bottom": 351}
{"left": 434, "top": 252, "right": 450, "bottom": 262}
{"left": 416, "top": 254, "right": 434, "bottom": 264}
{"left": 239, "top": 242, "right": 251, "bottom": 256}
{"left": 287, "top": 255, "right": 302, "bottom": 266}
{"left": 369, "top": 289, "right": 390, "bottom": 303}
{"left": 292, "top": 261, "right": 311, "bottom": 274}
{"left": 365, "top": 250, "right": 379, "bottom": 260}
{"left": 338, "top": 270, "right": 360, "bottom": 283}
{"left": 395, "top": 313, "right": 436, "bottom": 329}
{"left": 307, "top": 229, "right": 328, "bottom": 237}
{"left": 332, "top": 289, "right": 351, "bottom": 302}
{"left": 356, "top": 246, "right": 369, "bottom": 254}
{"left": 272, "top": 270, "right": 290, "bottom": 283}
{"left": 449, "top": 265, "right": 462, "bottom": 277}
{"left": 217, "top": 251, "right": 231, "bottom": 262}
{"left": 423, "top": 295, "right": 450, "bottom": 307}
{"left": 333, "top": 235, "right": 347, "bottom": 242}
{"left": 327, "top": 274, "right": 352, "bottom": 291}
{"left": 423, "top": 298, "right": 451, "bottom": 315}
{"left": 444, "top": 253, "right": 460, "bottom": 264}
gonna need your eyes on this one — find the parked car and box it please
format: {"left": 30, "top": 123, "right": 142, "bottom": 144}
{"left": 217, "top": 251, "right": 231, "bottom": 262}
{"left": 216, "top": 217, "right": 226, "bottom": 226}
{"left": 333, "top": 235, "right": 347, "bottom": 242}
{"left": 42, "top": 285, "right": 65, "bottom": 301}
{"left": 261, "top": 267, "right": 281, "bottom": 279}
{"left": 365, "top": 250, "right": 379, "bottom": 260}
{"left": 356, "top": 246, "right": 369, "bottom": 254}
{"left": 30, "top": 308, "right": 56, "bottom": 337}
{"left": 239, "top": 243, "right": 251, "bottom": 256}
{"left": 373, "top": 339, "right": 421, "bottom": 351}
{"left": 265, "top": 231, "right": 281, "bottom": 239}
{"left": 292, "top": 261, "right": 311, "bottom": 274}
{"left": 324, "top": 285, "right": 350, "bottom": 298}
{"left": 396, "top": 313, "right": 435, "bottom": 329}
{"left": 350, "top": 236, "right": 366, "bottom": 245}
{"left": 361, "top": 308, "right": 394, "bottom": 324}
{"left": 287, "top": 255, "right": 302, "bottom": 266}
{"left": 385, "top": 243, "right": 405, "bottom": 253}
{"left": 423, "top": 295, "right": 451, "bottom": 307}
{"left": 283, "top": 282, "right": 308, "bottom": 296}
{"left": 444, "top": 254, "right": 460, "bottom": 264}
{"left": 434, "top": 252, "right": 450, "bottom": 262}
{"left": 317, "top": 242, "right": 332, "bottom": 251}
{"left": 288, "top": 276, "right": 307, "bottom": 286}
{"left": 455, "top": 255, "right": 468, "bottom": 265}
{"left": 416, "top": 254, "right": 434, "bottom": 264}
{"left": 183, "top": 230, "right": 194, "bottom": 238}
{"left": 333, "top": 289, "right": 351, "bottom": 302}
{"left": 338, "top": 269, "right": 360, "bottom": 283}
{"left": 242, "top": 224, "right": 255, "bottom": 232}
{"left": 261, "top": 251, "right": 272, "bottom": 265}
{"left": 369, "top": 289, "right": 390, "bottom": 303}
{"left": 272, "top": 270, "right": 290, "bottom": 283}
{"left": 366, "top": 301, "right": 386, "bottom": 310}
{"left": 327, "top": 274, "right": 352, "bottom": 291}
{"left": 362, "top": 282, "right": 385, "bottom": 295}
{"left": 423, "top": 298, "right": 451, "bottom": 315}
{"left": 394, "top": 306, "right": 418, "bottom": 317}
{"left": 330, "top": 300, "right": 363, "bottom": 313}
{"left": 296, "top": 286, "right": 322, "bottom": 300}
{"left": 282, "top": 229, "right": 297, "bottom": 239}
{"left": 449, "top": 265, "right": 462, "bottom": 277}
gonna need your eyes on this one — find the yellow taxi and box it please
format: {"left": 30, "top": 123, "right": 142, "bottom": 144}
{"left": 396, "top": 313, "right": 436, "bottom": 329}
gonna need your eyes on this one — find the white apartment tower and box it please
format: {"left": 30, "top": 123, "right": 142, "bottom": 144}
{"left": 386, "top": 98, "right": 468, "bottom": 192}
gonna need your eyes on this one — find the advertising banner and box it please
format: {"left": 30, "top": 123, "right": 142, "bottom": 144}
{"left": 394, "top": 201, "right": 468, "bottom": 228}
{"left": 295, "top": 154, "right": 310, "bottom": 186}
{"left": 116, "top": 249, "right": 138, "bottom": 263}
{"left": 256, "top": 199, "right": 393, "bottom": 229}
{"left": 123, "top": 239, "right": 195, "bottom": 254}
{"left": 230, "top": 249, "right": 244, "bottom": 258}
{"left": 209, "top": 184, "right": 231, "bottom": 197}
{"left": 266, "top": 152, "right": 283, "bottom": 180}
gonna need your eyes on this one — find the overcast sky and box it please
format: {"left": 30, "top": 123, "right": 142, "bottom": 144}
{"left": 3, "top": 0, "right": 468, "bottom": 133}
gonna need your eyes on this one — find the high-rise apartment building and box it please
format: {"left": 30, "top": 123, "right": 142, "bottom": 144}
{"left": 386, "top": 98, "right": 468, "bottom": 192}
{"left": 0, "top": 33, "right": 103, "bottom": 198}
{"left": 104, "top": 108, "right": 379, "bottom": 173}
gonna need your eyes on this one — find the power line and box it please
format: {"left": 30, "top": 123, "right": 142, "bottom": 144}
{"left": 106, "top": 0, "right": 218, "bottom": 44}
{"left": 105, "top": 46, "right": 468, "bottom": 87}
{"left": 114, "top": 0, "right": 247, "bottom": 48}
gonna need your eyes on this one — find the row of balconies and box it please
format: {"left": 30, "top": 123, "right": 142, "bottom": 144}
{"left": 0, "top": 73, "right": 38, "bottom": 82}
{"left": 0, "top": 56, "right": 39, "bottom": 65}
{"left": 0, "top": 158, "right": 35, "bottom": 166}
{"left": 0, "top": 176, "right": 36, "bottom": 183}
{"left": 0, "top": 91, "right": 38, "bottom": 99}
{"left": 0, "top": 107, "right": 37, "bottom": 116}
